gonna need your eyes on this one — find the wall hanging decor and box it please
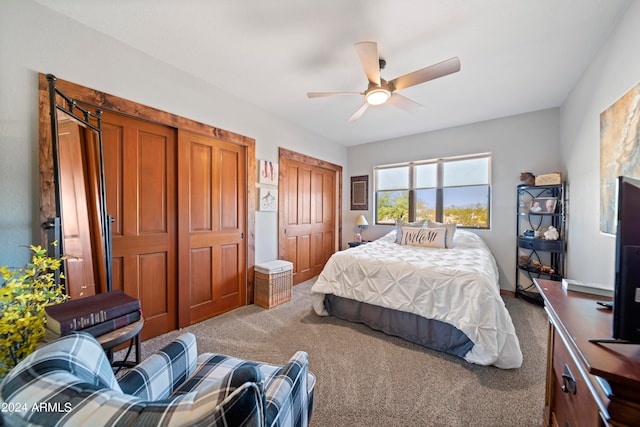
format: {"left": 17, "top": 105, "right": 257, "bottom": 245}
{"left": 600, "top": 82, "right": 640, "bottom": 234}
{"left": 259, "top": 159, "right": 278, "bottom": 185}
{"left": 350, "top": 175, "right": 368, "bottom": 210}
{"left": 259, "top": 188, "right": 278, "bottom": 212}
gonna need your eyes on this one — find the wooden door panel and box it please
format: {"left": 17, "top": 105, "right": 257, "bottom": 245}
{"left": 300, "top": 168, "right": 312, "bottom": 224}
{"left": 189, "top": 142, "right": 213, "bottom": 231}
{"left": 286, "top": 169, "right": 299, "bottom": 225}
{"left": 220, "top": 244, "right": 240, "bottom": 296}
{"left": 220, "top": 149, "right": 240, "bottom": 229}
{"left": 190, "top": 247, "right": 213, "bottom": 306}
{"left": 102, "top": 112, "right": 177, "bottom": 340}
{"left": 138, "top": 131, "right": 169, "bottom": 233}
{"left": 178, "top": 130, "right": 247, "bottom": 326}
{"left": 296, "top": 235, "right": 312, "bottom": 280}
{"left": 285, "top": 236, "right": 298, "bottom": 275}
{"left": 139, "top": 252, "right": 169, "bottom": 336}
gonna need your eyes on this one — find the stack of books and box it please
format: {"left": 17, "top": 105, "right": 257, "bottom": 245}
{"left": 44, "top": 290, "right": 141, "bottom": 341}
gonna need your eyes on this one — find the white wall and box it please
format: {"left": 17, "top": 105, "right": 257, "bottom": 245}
{"left": 347, "top": 108, "right": 562, "bottom": 291}
{"left": 3, "top": 0, "right": 638, "bottom": 293}
{"left": 0, "top": 0, "right": 346, "bottom": 267}
{"left": 560, "top": 1, "right": 640, "bottom": 287}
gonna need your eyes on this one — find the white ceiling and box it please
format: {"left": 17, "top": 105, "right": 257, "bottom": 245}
{"left": 35, "top": 0, "right": 630, "bottom": 147}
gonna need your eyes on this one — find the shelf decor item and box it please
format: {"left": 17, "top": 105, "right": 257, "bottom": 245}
{"left": 535, "top": 172, "right": 562, "bottom": 186}
{"left": 529, "top": 197, "right": 557, "bottom": 214}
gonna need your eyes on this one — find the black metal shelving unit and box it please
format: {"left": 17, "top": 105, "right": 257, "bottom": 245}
{"left": 515, "top": 183, "right": 566, "bottom": 305}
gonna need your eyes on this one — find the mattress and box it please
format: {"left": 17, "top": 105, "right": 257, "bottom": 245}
{"left": 311, "top": 229, "right": 523, "bottom": 369}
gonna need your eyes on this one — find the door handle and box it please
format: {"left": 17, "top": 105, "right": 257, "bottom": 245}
{"left": 561, "top": 364, "right": 576, "bottom": 394}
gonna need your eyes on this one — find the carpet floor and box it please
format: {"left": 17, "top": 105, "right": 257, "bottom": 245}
{"left": 125, "top": 278, "right": 548, "bottom": 426}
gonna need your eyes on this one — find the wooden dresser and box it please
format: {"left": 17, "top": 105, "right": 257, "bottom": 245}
{"left": 534, "top": 279, "right": 640, "bottom": 427}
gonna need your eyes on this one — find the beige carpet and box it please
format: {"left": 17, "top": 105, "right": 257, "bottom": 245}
{"left": 127, "top": 278, "right": 548, "bottom": 426}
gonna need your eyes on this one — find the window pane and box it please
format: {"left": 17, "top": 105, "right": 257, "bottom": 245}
{"left": 415, "top": 163, "right": 437, "bottom": 188}
{"left": 443, "top": 185, "right": 489, "bottom": 227}
{"left": 443, "top": 157, "right": 489, "bottom": 187}
{"left": 415, "top": 188, "right": 436, "bottom": 221}
{"left": 377, "top": 167, "right": 409, "bottom": 190}
{"left": 376, "top": 190, "right": 409, "bottom": 224}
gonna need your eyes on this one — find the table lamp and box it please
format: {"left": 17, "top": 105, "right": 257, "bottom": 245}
{"left": 355, "top": 215, "right": 369, "bottom": 242}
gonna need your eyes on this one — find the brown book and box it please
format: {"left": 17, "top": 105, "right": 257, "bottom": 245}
{"left": 45, "top": 290, "right": 140, "bottom": 335}
{"left": 73, "top": 309, "right": 142, "bottom": 338}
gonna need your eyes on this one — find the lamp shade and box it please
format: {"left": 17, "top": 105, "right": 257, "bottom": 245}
{"left": 355, "top": 215, "right": 369, "bottom": 226}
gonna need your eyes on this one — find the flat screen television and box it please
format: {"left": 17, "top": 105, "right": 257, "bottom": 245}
{"left": 613, "top": 175, "right": 640, "bottom": 343}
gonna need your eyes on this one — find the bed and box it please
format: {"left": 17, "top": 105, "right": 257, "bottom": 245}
{"left": 311, "top": 228, "right": 523, "bottom": 369}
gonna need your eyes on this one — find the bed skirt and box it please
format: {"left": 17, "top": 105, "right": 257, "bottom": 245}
{"left": 324, "top": 294, "right": 474, "bottom": 358}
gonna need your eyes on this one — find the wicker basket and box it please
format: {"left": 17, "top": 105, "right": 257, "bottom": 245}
{"left": 254, "top": 260, "right": 293, "bottom": 309}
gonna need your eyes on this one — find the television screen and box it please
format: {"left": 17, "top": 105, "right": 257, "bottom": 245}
{"left": 613, "top": 176, "right": 640, "bottom": 342}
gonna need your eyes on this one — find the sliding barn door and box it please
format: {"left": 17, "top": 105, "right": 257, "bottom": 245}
{"left": 281, "top": 157, "right": 337, "bottom": 284}
{"left": 102, "top": 112, "right": 178, "bottom": 340}
{"left": 177, "top": 130, "right": 247, "bottom": 326}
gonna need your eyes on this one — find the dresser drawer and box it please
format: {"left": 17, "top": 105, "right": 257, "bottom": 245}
{"left": 552, "top": 329, "right": 602, "bottom": 427}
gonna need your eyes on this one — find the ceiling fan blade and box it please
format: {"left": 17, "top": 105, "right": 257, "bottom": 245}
{"left": 355, "top": 41, "right": 381, "bottom": 86}
{"left": 390, "top": 57, "right": 461, "bottom": 92}
{"left": 307, "top": 91, "right": 362, "bottom": 98}
{"left": 388, "top": 93, "right": 423, "bottom": 113}
{"left": 347, "top": 103, "right": 369, "bottom": 123}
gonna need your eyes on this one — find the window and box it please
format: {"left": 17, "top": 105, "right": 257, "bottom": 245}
{"left": 374, "top": 153, "right": 491, "bottom": 228}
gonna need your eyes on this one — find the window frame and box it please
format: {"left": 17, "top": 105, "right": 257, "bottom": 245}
{"left": 374, "top": 153, "right": 492, "bottom": 229}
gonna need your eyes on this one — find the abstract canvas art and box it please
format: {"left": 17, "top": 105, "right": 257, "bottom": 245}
{"left": 600, "top": 82, "right": 640, "bottom": 234}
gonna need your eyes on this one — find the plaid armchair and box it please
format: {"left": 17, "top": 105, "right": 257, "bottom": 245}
{"left": 0, "top": 332, "right": 315, "bottom": 427}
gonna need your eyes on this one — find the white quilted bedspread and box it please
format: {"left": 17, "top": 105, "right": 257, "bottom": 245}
{"left": 311, "top": 230, "right": 523, "bottom": 369}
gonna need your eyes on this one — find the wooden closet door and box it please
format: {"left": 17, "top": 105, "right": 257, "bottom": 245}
{"left": 177, "top": 130, "right": 247, "bottom": 327}
{"left": 102, "top": 112, "right": 177, "bottom": 340}
{"left": 282, "top": 158, "right": 336, "bottom": 284}
{"left": 311, "top": 166, "right": 336, "bottom": 277}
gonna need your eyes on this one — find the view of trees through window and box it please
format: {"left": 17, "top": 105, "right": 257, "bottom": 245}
{"left": 375, "top": 155, "right": 491, "bottom": 228}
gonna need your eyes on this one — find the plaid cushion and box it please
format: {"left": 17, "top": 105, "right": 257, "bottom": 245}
{"left": 118, "top": 333, "right": 198, "bottom": 400}
{"left": 177, "top": 351, "right": 315, "bottom": 427}
{"left": 0, "top": 332, "right": 119, "bottom": 394}
{"left": 0, "top": 332, "right": 314, "bottom": 427}
{"left": 2, "top": 374, "right": 263, "bottom": 426}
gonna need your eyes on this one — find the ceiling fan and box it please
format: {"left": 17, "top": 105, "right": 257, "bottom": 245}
{"left": 307, "top": 41, "right": 461, "bottom": 122}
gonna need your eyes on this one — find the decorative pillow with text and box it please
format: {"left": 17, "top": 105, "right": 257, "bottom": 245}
{"left": 394, "top": 219, "right": 427, "bottom": 244}
{"left": 427, "top": 220, "right": 457, "bottom": 248}
{"left": 401, "top": 226, "right": 447, "bottom": 248}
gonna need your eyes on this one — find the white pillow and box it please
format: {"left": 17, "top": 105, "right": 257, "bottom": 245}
{"left": 427, "top": 220, "right": 457, "bottom": 248}
{"left": 401, "top": 226, "right": 447, "bottom": 248}
{"left": 394, "top": 219, "right": 426, "bottom": 244}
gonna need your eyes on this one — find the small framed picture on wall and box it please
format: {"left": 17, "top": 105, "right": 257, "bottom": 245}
{"left": 259, "top": 159, "right": 278, "bottom": 185}
{"left": 351, "top": 175, "right": 368, "bottom": 210}
{"left": 259, "top": 188, "right": 278, "bottom": 212}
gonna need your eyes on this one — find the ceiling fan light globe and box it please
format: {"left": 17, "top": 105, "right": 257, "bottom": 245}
{"left": 365, "top": 89, "right": 391, "bottom": 105}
